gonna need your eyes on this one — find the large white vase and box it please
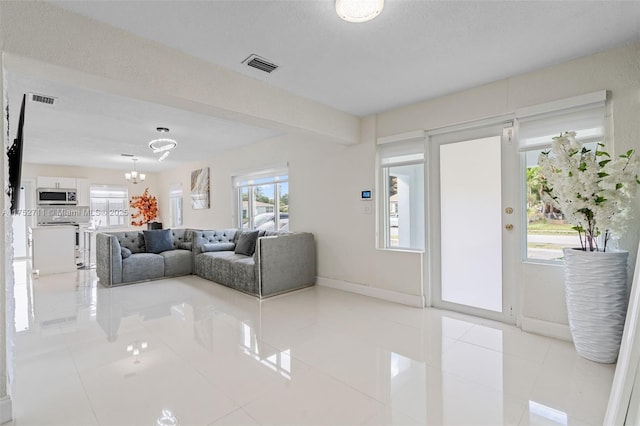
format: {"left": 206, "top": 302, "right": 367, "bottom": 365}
{"left": 563, "top": 248, "right": 628, "bottom": 363}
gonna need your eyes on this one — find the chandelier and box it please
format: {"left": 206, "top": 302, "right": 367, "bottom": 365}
{"left": 336, "top": 0, "right": 384, "bottom": 23}
{"left": 125, "top": 158, "right": 146, "bottom": 184}
{"left": 149, "top": 127, "right": 177, "bottom": 162}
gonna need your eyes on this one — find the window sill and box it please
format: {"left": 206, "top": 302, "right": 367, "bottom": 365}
{"left": 522, "top": 258, "right": 563, "bottom": 267}
{"left": 377, "top": 247, "right": 425, "bottom": 254}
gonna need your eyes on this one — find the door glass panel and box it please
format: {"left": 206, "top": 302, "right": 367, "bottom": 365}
{"left": 440, "top": 136, "right": 502, "bottom": 312}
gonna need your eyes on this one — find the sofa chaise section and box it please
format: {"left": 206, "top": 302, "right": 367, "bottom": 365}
{"left": 193, "top": 230, "right": 316, "bottom": 298}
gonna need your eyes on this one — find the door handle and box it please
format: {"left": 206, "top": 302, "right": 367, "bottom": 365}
{"left": 505, "top": 224, "right": 514, "bottom": 231}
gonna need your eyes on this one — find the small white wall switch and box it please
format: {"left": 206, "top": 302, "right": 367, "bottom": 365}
{"left": 363, "top": 204, "right": 372, "bottom": 214}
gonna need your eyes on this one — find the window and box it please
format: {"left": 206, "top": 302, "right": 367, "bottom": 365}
{"left": 233, "top": 166, "right": 289, "bottom": 231}
{"left": 517, "top": 91, "right": 606, "bottom": 261}
{"left": 377, "top": 133, "right": 425, "bottom": 250}
{"left": 169, "top": 183, "right": 183, "bottom": 227}
{"left": 89, "top": 185, "right": 128, "bottom": 228}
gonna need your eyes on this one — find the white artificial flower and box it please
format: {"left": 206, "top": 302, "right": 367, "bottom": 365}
{"left": 538, "top": 132, "right": 640, "bottom": 251}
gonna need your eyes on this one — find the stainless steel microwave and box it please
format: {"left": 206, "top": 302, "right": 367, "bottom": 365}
{"left": 37, "top": 188, "right": 77, "bottom": 205}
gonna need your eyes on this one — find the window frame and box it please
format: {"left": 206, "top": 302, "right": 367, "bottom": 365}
{"left": 169, "top": 183, "right": 183, "bottom": 228}
{"left": 516, "top": 90, "right": 607, "bottom": 263}
{"left": 376, "top": 131, "right": 426, "bottom": 252}
{"left": 232, "top": 165, "right": 289, "bottom": 231}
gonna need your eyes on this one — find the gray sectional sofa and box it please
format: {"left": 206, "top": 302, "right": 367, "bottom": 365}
{"left": 95, "top": 228, "right": 316, "bottom": 298}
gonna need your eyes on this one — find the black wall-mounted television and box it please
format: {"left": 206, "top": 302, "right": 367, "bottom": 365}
{"left": 7, "top": 94, "right": 25, "bottom": 215}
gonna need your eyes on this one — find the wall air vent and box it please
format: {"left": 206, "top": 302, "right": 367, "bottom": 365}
{"left": 242, "top": 54, "right": 279, "bottom": 74}
{"left": 30, "top": 93, "right": 56, "bottom": 105}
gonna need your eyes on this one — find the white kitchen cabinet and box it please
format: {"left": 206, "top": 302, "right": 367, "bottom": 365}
{"left": 76, "top": 178, "right": 90, "bottom": 206}
{"left": 37, "top": 176, "right": 77, "bottom": 189}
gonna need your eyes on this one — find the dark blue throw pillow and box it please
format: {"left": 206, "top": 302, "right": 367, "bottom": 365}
{"left": 143, "top": 229, "right": 173, "bottom": 254}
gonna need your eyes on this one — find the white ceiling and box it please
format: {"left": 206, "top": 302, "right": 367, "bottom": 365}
{"left": 9, "top": 0, "right": 640, "bottom": 171}
{"left": 9, "top": 73, "right": 281, "bottom": 172}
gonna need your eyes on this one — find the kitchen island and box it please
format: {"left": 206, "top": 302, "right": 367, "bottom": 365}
{"left": 31, "top": 225, "right": 77, "bottom": 275}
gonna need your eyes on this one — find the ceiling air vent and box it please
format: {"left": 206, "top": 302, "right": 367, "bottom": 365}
{"left": 30, "top": 93, "right": 56, "bottom": 105}
{"left": 243, "top": 54, "right": 278, "bottom": 74}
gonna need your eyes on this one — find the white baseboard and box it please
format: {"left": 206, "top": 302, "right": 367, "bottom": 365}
{"left": 316, "top": 276, "right": 425, "bottom": 308}
{"left": 521, "top": 316, "right": 572, "bottom": 342}
{"left": 0, "top": 396, "right": 12, "bottom": 424}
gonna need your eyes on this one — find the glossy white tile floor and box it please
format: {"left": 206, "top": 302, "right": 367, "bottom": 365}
{"left": 7, "top": 260, "right": 616, "bottom": 426}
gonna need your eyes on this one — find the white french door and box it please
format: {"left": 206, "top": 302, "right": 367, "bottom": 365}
{"left": 429, "top": 120, "right": 519, "bottom": 323}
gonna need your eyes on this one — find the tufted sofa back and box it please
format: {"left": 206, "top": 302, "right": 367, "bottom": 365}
{"left": 169, "top": 228, "right": 193, "bottom": 249}
{"left": 107, "top": 229, "right": 196, "bottom": 254}
{"left": 192, "top": 229, "right": 238, "bottom": 253}
{"left": 114, "top": 232, "right": 146, "bottom": 254}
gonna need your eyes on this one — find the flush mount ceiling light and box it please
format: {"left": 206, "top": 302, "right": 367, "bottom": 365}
{"left": 149, "top": 127, "right": 177, "bottom": 161}
{"left": 336, "top": 0, "right": 384, "bottom": 23}
{"left": 125, "top": 158, "right": 146, "bottom": 184}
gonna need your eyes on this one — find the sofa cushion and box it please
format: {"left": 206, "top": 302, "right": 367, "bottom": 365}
{"left": 143, "top": 229, "right": 174, "bottom": 254}
{"left": 121, "top": 247, "right": 132, "bottom": 259}
{"left": 122, "top": 253, "right": 164, "bottom": 282}
{"left": 160, "top": 249, "right": 193, "bottom": 276}
{"left": 228, "top": 256, "right": 258, "bottom": 294}
{"left": 195, "top": 251, "right": 237, "bottom": 282}
{"left": 203, "top": 242, "right": 235, "bottom": 252}
{"left": 194, "top": 251, "right": 257, "bottom": 294}
{"left": 235, "top": 230, "right": 259, "bottom": 256}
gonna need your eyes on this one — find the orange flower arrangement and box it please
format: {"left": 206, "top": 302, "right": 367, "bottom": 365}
{"left": 130, "top": 188, "right": 158, "bottom": 226}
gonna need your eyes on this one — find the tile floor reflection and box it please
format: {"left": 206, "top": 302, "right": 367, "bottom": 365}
{"left": 8, "top": 260, "right": 615, "bottom": 425}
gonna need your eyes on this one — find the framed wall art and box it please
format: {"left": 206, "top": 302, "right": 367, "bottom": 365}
{"left": 191, "top": 167, "right": 210, "bottom": 209}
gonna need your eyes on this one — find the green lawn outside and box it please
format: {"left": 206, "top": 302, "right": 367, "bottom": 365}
{"left": 527, "top": 221, "right": 576, "bottom": 235}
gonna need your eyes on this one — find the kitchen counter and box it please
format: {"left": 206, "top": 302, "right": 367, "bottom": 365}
{"left": 31, "top": 225, "right": 77, "bottom": 275}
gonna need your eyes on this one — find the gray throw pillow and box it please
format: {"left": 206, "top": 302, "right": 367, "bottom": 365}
{"left": 143, "top": 229, "right": 174, "bottom": 254}
{"left": 177, "top": 242, "right": 193, "bottom": 250}
{"left": 121, "top": 247, "right": 132, "bottom": 258}
{"left": 234, "top": 230, "right": 259, "bottom": 256}
{"left": 203, "top": 242, "right": 235, "bottom": 252}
